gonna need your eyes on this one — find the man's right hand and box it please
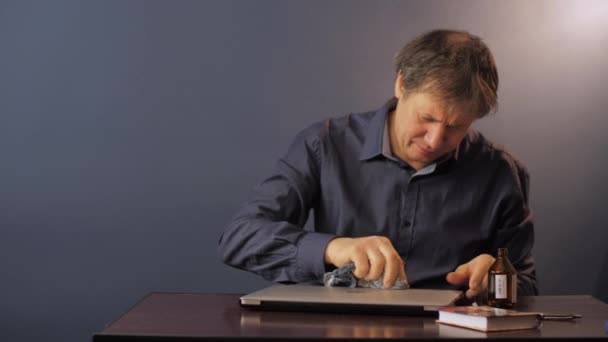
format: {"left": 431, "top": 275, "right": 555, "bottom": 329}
{"left": 324, "top": 236, "right": 408, "bottom": 288}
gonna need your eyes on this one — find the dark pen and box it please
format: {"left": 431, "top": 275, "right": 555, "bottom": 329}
{"left": 539, "top": 313, "right": 582, "bottom": 321}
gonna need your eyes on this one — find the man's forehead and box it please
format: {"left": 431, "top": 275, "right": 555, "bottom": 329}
{"left": 413, "top": 92, "right": 477, "bottom": 123}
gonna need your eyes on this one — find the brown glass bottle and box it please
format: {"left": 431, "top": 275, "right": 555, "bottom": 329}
{"left": 487, "top": 248, "right": 517, "bottom": 308}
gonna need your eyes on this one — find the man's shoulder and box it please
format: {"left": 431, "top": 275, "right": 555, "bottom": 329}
{"left": 460, "top": 130, "right": 528, "bottom": 173}
{"left": 459, "top": 130, "right": 531, "bottom": 197}
{"left": 296, "top": 109, "right": 378, "bottom": 141}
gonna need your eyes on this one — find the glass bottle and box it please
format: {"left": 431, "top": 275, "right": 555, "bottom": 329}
{"left": 487, "top": 248, "right": 517, "bottom": 308}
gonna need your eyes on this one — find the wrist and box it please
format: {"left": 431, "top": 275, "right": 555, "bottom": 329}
{"left": 324, "top": 237, "right": 349, "bottom": 266}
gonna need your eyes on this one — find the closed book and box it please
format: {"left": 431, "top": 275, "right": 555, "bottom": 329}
{"left": 437, "top": 306, "right": 541, "bottom": 332}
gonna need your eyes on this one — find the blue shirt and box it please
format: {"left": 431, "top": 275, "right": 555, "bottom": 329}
{"left": 218, "top": 98, "right": 537, "bottom": 295}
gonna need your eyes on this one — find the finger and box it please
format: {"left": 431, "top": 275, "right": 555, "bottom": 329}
{"left": 454, "top": 262, "right": 470, "bottom": 274}
{"left": 399, "top": 264, "right": 409, "bottom": 286}
{"left": 385, "top": 255, "right": 408, "bottom": 286}
{"left": 468, "top": 258, "right": 493, "bottom": 291}
{"left": 378, "top": 245, "right": 403, "bottom": 288}
{"left": 446, "top": 271, "right": 468, "bottom": 285}
{"left": 365, "top": 249, "right": 385, "bottom": 281}
{"left": 445, "top": 263, "right": 470, "bottom": 285}
{"left": 481, "top": 273, "right": 489, "bottom": 292}
{"left": 465, "top": 288, "right": 480, "bottom": 299}
{"left": 351, "top": 252, "right": 370, "bottom": 279}
{"left": 382, "top": 255, "right": 403, "bottom": 288}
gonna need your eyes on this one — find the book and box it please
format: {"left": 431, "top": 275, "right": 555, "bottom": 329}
{"left": 437, "top": 306, "right": 541, "bottom": 332}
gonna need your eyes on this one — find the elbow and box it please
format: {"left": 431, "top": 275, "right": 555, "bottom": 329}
{"left": 217, "top": 232, "right": 234, "bottom": 266}
{"left": 217, "top": 219, "right": 248, "bottom": 268}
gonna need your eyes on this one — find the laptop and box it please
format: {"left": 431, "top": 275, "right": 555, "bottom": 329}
{"left": 240, "top": 284, "right": 464, "bottom": 316}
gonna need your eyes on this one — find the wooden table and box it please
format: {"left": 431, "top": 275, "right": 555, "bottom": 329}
{"left": 94, "top": 293, "right": 608, "bottom": 341}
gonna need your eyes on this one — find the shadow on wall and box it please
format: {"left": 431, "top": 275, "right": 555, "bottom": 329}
{"left": 596, "top": 249, "right": 608, "bottom": 303}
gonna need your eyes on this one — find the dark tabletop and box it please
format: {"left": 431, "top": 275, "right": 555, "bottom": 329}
{"left": 94, "top": 293, "right": 608, "bottom": 341}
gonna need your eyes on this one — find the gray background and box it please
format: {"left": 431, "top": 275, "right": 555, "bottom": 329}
{"left": 1, "top": 0, "right": 607, "bottom": 341}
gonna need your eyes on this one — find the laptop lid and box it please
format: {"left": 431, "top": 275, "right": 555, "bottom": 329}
{"left": 240, "top": 284, "right": 464, "bottom": 316}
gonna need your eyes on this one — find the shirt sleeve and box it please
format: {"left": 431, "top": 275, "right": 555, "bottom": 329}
{"left": 217, "top": 123, "right": 335, "bottom": 283}
{"left": 488, "top": 156, "right": 538, "bottom": 296}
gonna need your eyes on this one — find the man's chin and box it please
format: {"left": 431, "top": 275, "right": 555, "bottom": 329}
{"left": 413, "top": 145, "right": 438, "bottom": 161}
{"left": 411, "top": 154, "right": 443, "bottom": 169}
{"left": 416, "top": 153, "right": 438, "bottom": 164}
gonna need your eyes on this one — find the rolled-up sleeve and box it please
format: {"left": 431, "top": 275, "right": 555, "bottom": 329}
{"left": 217, "top": 123, "right": 335, "bottom": 283}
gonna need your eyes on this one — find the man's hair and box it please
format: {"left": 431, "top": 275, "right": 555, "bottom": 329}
{"left": 394, "top": 29, "right": 499, "bottom": 117}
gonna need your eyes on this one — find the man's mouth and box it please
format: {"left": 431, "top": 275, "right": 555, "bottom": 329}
{"left": 417, "top": 144, "right": 436, "bottom": 158}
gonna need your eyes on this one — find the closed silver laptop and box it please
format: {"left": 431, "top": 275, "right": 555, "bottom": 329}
{"left": 240, "top": 284, "right": 463, "bottom": 316}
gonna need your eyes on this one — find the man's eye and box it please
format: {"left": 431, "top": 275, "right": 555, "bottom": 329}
{"left": 447, "top": 125, "right": 464, "bottom": 130}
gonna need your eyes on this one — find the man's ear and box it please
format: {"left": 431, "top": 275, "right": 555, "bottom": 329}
{"left": 394, "top": 71, "right": 405, "bottom": 99}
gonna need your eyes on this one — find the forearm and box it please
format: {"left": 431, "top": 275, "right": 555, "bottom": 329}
{"left": 516, "top": 254, "right": 538, "bottom": 296}
{"left": 218, "top": 122, "right": 329, "bottom": 282}
{"left": 218, "top": 215, "right": 334, "bottom": 283}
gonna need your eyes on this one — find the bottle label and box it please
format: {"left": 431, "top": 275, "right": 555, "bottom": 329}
{"left": 495, "top": 274, "right": 507, "bottom": 299}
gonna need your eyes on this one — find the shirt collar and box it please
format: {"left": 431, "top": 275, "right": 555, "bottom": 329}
{"left": 359, "top": 98, "right": 397, "bottom": 161}
{"left": 359, "top": 97, "right": 462, "bottom": 165}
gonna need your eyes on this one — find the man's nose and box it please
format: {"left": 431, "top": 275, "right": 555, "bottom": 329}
{"left": 425, "top": 125, "right": 446, "bottom": 149}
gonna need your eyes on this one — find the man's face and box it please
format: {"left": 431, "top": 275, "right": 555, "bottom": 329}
{"left": 389, "top": 74, "right": 477, "bottom": 170}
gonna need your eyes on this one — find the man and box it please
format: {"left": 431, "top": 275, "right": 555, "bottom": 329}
{"left": 218, "top": 29, "right": 537, "bottom": 299}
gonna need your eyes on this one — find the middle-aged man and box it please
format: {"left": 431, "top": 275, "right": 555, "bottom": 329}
{"left": 218, "top": 29, "right": 538, "bottom": 299}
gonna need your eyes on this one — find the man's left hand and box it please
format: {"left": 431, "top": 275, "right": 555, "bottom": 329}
{"left": 445, "top": 254, "right": 495, "bottom": 299}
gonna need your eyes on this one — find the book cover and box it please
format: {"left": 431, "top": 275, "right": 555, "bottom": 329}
{"left": 437, "top": 306, "right": 541, "bottom": 332}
